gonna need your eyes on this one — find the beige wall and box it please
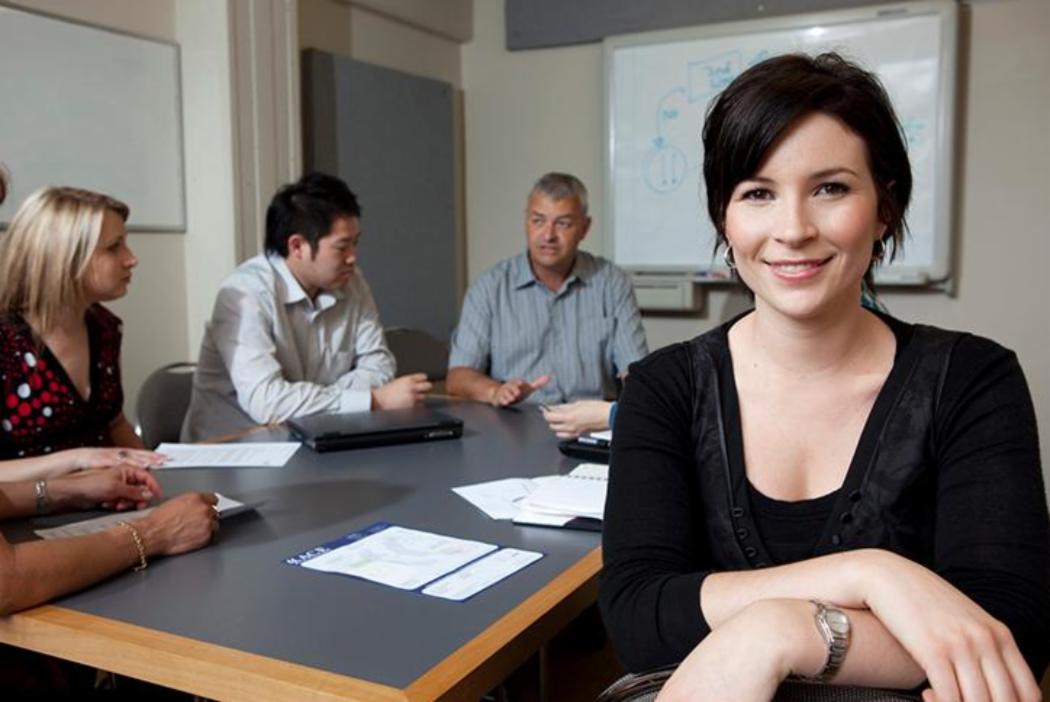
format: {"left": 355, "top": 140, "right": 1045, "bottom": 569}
{"left": 298, "top": 0, "right": 468, "bottom": 88}
{"left": 462, "top": 0, "right": 1050, "bottom": 475}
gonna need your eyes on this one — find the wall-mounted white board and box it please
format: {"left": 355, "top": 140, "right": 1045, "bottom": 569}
{"left": 605, "top": 1, "right": 957, "bottom": 285}
{"left": 0, "top": 4, "right": 185, "bottom": 231}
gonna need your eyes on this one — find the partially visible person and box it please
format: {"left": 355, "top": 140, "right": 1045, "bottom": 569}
{"left": 182, "top": 173, "right": 430, "bottom": 441}
{"left": 0, "top": 466, "right": 218, "bottom": 614}
{"left": 0, "top": 186, "right": 165, "bottom": 474}
{"left": 0, "top": 170, "right": 217, "bottom": 613}
{"left": 542, "top": 400, "right": 616, "bottom": 439}
{"left": 600, "top": 53, "right": 1049, "bottom": 702}
{"left": 447, "top": 172, "right": 647, "bottom": 408}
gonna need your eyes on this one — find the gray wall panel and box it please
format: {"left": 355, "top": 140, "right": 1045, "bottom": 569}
{"left": 505, "top": 0, "right": 915, "bottom": 50}
{"left": 302, "top": 50, "right": 458, "bottom": 343}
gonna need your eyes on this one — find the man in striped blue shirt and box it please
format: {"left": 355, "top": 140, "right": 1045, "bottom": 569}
{"left": 447, "top": 173, "right": 648, "bottom": 408}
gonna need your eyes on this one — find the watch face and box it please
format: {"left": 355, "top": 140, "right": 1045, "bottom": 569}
{"left": 826, "top": 609, "right": 850, "bottom": 635}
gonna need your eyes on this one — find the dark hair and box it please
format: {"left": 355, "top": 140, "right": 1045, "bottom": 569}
{"left": 0, "top": 166, "right": 7, "bottom": 205}
{"left": 264, "top": 172, "right": 361, "bottom": 257}
{"left": 702, "top": 52, "right": 912, "bottom": 286}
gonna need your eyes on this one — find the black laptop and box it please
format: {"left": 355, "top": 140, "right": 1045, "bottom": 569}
{"left": 287, "top": 407, "right": 463, "bottom": 452}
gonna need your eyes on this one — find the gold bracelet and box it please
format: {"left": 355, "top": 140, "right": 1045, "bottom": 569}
{"left": 118, "top": 521, "right": 148, "bottom": 572}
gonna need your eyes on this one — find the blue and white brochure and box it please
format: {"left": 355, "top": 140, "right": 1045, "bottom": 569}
{"left": 285, "top": 522, "right": 543, "bottom": 601}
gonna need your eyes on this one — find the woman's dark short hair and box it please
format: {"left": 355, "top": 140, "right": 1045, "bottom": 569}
{"left": 264, "top": 172, "right": 361, "bottom": 257}
{"left": 702, "top": 52, "right": 912, "bottom": 281}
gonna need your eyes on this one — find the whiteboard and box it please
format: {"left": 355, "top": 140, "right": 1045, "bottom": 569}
{"left": 0, "top": 4, "right": 185, "bottom": 231}
{"left": 605, "top": 1, "right": 957, "bottom": 285}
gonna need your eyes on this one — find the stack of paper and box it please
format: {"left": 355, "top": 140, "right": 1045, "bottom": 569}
{"left": 519, "top": 463, "right": 607, "bottom": 519}
{"left": 453, "top": 464, "right": 608, "bottom": 528}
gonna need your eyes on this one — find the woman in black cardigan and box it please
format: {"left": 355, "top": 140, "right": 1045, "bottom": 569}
{"left": 599, "top": 53, "right": 1049, "bottom": 702}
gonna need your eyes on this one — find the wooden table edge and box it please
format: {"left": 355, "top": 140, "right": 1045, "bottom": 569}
{"left": 0, "top": 604, "right": 407, "bottom": 701}
{"left": 0, "top": 547, "right": 602, "bottom": 701}
{"left": 407, "top": 546, "right": 603, "bottom": 701}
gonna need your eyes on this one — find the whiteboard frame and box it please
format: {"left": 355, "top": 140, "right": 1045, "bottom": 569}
{"left": 603, "top": 0, "right": 958, "bottom": 286}
{"left": 0, "top": 2, "right": 187, "bottom": 232}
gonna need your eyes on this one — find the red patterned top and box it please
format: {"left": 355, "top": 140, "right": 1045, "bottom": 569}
{"left": 0, "top": 305, "right": 125, "bottom": 459}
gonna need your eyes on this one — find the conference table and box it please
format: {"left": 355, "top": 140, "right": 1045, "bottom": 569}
{"left": 0, "top": 401, "right": 604, "bottom": 701}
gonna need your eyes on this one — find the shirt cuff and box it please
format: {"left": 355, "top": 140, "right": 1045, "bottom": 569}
{"left": 339, "top": 388, "right": 372, "bottom": 413}
{"left": 447, "top": 347, "right": 487, "bottom": 371}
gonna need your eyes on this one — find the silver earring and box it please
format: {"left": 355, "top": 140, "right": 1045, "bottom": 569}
{"left": 723, "top": 246, "right": 736, "bottom": 269}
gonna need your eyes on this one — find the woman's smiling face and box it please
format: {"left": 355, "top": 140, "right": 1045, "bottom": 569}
{"left": 724, "top": 111, "right": 886, "bottom": 322}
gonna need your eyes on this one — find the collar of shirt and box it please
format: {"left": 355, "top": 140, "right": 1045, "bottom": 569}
{"left": 268, "top": 254, "right": 345, "bottom": 313}
{"left": 511, "top": 251, "right": 597, "bottom": 295}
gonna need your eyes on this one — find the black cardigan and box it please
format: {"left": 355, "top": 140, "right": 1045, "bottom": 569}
{"left": 599, "top": 314, "right": 1050, "bottom": 677}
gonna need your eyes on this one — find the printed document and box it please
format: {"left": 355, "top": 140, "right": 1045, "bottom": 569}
{"left": 285, "top": 523, "right": 544, "bottom": 599}
{"left": 153, "top": 442, "right": 300, "bottom": 468}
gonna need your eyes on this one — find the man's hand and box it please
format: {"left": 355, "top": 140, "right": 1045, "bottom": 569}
{"left": 372, "top": 373, "right": 432, "bottom": 409}
{"left": 488, "top": 375, "right": 550, "bottom": 407}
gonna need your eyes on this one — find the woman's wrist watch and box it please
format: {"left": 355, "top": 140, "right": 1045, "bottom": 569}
{"left": 805, "top": 600, "right": 851, "bottom": 683}
{"left": 34, "top": 479, "right": 51, "bottom": 515}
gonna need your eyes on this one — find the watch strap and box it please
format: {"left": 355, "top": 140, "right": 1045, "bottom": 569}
{"left": 805, "top": 600, "right": 851, "bottom": 683}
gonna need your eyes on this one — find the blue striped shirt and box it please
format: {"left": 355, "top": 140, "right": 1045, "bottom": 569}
{"left": 449, "top": 252, "right": 648, "bottom": 403}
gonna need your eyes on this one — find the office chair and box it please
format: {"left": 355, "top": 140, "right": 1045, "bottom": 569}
{"left": 596, "top": 667, "right": 920, "bottom": 702}
{"left": 384, "top": 327, "right": 450, "bottom": 381}
{"left": 134, "top": 362, "right": 196, "bottom": 448}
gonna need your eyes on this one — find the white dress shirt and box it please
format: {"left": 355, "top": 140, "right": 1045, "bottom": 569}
{"left": 181, "top": 254, "right": 395, "bottom": 441}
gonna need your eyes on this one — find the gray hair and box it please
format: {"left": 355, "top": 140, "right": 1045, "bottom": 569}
{"left": 529, "top": 172, "right": 589, "bottom": 217}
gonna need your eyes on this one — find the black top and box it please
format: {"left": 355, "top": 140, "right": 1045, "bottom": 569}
{"left": 743, "top": 317, "right": 911, "bottom": 565}
{"left": 599, "top": 312, "right": 1050, "bottom": 678}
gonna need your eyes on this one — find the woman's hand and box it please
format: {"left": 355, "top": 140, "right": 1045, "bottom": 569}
{"left": 49, "top": 465, "right": 162, "bottom": 512}
{"left": 541, "top": 400, "right": 611, "bottom": 438}
{"left": 135, "top": 492, "right": 219, "bottom": 557}
{"left": 658, "top": 599, "right": 823, "bottom": 702}
{"left": 860, "top": 551, "right": 1041, "bottom": 702}
{"left": 61, "top": 447, "right": 168, "bottom": 472}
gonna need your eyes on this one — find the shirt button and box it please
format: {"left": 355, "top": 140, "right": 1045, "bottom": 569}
{"left": 735, "top": 527, "right": 749, "bottom": 540}
{"left": 849, "top": 490, "right": 862, "bottom": 503}
{"left": 731, "top": 506, "right": 745, "bottom": 518}
{"left": 744, "top": 546, "right": 758, "bottom": 558}
{"left": 831, "top": 534, "right": 842, "bottom": 546}
{"left": 840, "top": 512, "right": 854, "bottom": 525}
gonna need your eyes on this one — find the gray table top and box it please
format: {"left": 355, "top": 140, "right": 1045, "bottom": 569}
{"left": 25, "top": 401, "right": 601, "bottom": 690}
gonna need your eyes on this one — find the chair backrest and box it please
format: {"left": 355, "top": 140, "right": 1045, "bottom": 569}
{"left": 384, "top": 327, "right": 450, "bottom": 380}
{"left": 135, "top": 362, "right": 196, "bottom": 448}
{"left": 597, "top": 668, "right": 921, "bottom": 702}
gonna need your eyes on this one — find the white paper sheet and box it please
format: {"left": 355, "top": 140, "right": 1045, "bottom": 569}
{"left": 34, "top": 493, "right": 247, "bottom": 539}
{"left": 451, "top": 478, "right": 537, "bottom": 520}
{"left": 153, "top": 442, "right": 300, "bottom": 468}
{"left": 422, "top": 548, "right": 543, "bottom": 601}
{"left": 298, "top": 526, "right": 497, "bottom": 591}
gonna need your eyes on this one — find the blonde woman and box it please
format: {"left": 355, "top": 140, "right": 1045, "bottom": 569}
{"left": 0, "top": 187, "right": 164, "bottom": 478}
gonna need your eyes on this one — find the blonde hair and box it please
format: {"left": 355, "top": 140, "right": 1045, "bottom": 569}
{"left": 0, "top": 187, "right": 129, "bottom": 334}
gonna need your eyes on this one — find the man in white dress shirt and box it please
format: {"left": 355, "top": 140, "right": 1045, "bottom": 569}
{"left": 181, "top": 173, "right": 430, "bottom": 441}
